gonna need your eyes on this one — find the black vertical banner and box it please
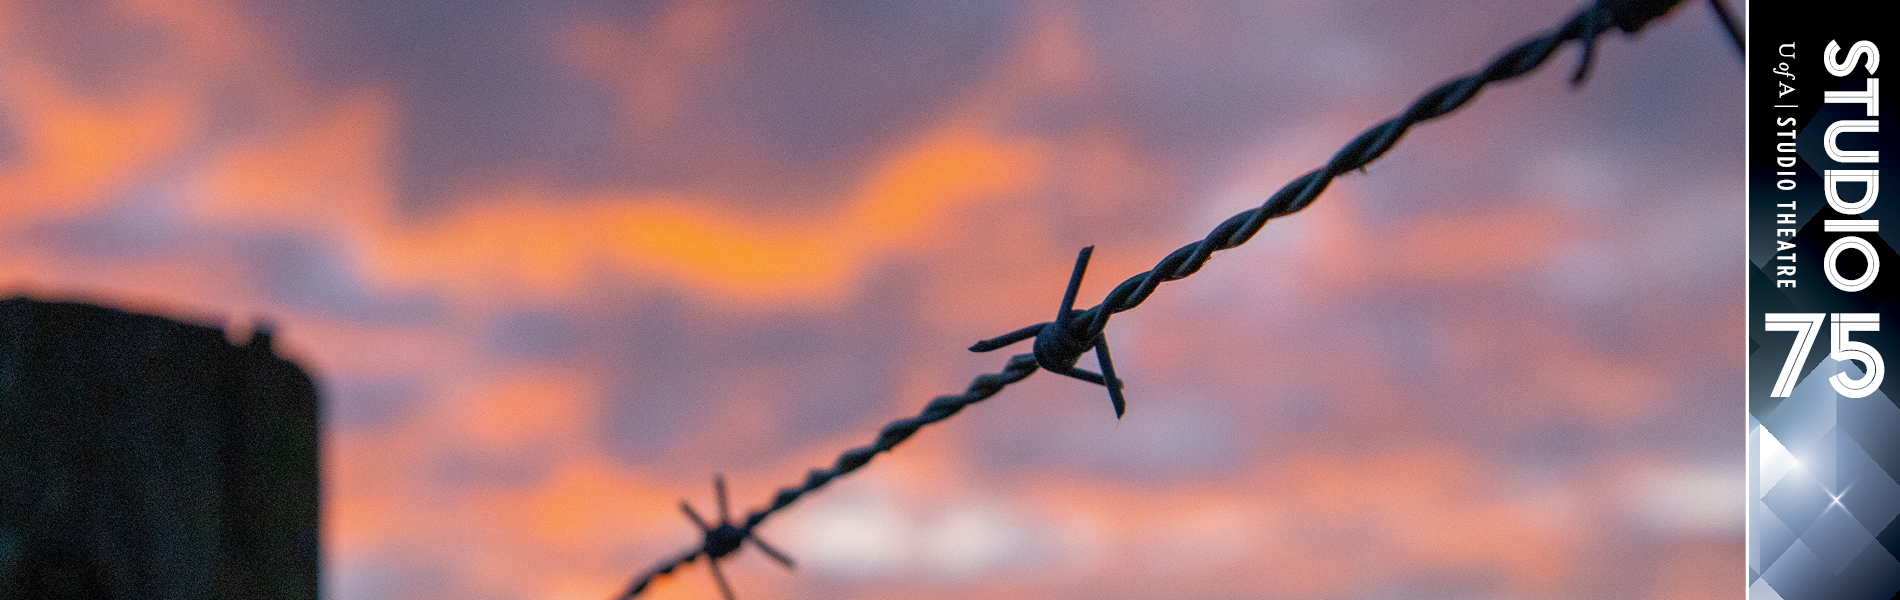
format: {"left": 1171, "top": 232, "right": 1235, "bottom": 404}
{"left": 1747, "top": 5, "right": 1899, "bottom": 600}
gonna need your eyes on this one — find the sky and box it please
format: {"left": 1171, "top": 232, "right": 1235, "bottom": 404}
{"left": 0, "top": 0, "right": 1744, "bottom": 598}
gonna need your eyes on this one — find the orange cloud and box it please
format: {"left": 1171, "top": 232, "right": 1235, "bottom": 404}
{"left": 0, "top": 52, "right": 196, "bottom": 221}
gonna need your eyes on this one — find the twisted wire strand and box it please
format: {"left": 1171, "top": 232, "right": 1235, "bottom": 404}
{"left": 616, "top": 548, "right": 702, "bottom": 599}
{"left": 614, "top": 0, "right": 1692, "bottom": 597}
{"left": 1063, "top": 0, "right": 1681, "bottom": 347}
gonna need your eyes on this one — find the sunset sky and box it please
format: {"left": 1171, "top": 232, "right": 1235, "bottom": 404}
{"left": 0, "top": 0, "right": 1744, "bottom": 598}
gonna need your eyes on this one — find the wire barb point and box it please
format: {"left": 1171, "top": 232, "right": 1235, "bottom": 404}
{"left": 972, "top": 246, "right": 1129, "bottom": 418}
{"left": 669, "top": 475, "right": 796, "bottom": 600}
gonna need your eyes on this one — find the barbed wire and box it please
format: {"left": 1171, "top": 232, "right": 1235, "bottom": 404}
{"left": 612, "top": 0, "right": 1727, "bottom": 597}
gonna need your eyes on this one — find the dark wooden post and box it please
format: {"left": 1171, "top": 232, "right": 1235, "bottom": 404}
{"left": 0, "top": 297, "right": 320, "bottom": 600}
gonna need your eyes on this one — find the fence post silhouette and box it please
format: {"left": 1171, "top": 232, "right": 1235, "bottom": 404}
{"left": 0, "top": 297, "right": 320, "bottom": 600}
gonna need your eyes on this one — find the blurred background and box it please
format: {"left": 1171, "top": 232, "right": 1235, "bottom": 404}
{"left": 0, "top": 0, "right": 1742, "bottom": 598}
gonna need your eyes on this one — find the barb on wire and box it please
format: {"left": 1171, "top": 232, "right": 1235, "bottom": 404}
{"left": 670, "top": 475, "right": 795, "bottom": 600}
{"left": 971, "top": 246, "right": 1127, "bottom": 417}
{"left": 615, "top": 0, "right": 1698, "bottom": 597}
